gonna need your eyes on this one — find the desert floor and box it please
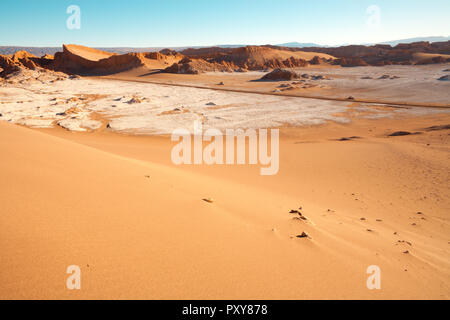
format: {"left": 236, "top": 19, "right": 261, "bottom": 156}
{"left": 105, "top": 64, "right": 450, "bottom": 106}
{"left": 0, "top": 69, "right": 449, "bottom": 299}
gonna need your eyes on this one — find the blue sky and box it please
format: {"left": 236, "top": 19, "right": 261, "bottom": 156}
{"left": 1, "top": 0, "right": 449, "bottom": 47}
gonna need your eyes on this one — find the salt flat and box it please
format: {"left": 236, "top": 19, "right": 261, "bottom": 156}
{"left": 1, "top": 69, "right": 448, "bottom": 134}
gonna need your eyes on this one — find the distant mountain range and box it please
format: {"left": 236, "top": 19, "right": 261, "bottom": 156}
{"left": 375, "top": 36, "right": 450, "bottom": 46}
{"left": 276, "top": 37, "right": 450, "bottom": 48}
{"left": 1, "top": 36, "right": 449, "bottom": 56}
{"left": 275, "top": 42, "right": 323, "bottom": 48}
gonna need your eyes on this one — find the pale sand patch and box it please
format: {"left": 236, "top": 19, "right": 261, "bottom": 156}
{"left": 1, "top": 73, "right": 448, "bottom": 134}
{"left": 106, "top": 64, "right": 450, "bottom": 106}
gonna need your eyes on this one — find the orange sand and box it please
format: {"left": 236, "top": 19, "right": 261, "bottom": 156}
{"left": 0, "top": 112, "right": 449, "bottom": 299}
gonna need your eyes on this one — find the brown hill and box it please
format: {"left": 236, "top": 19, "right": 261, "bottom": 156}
{"left": 179, "top": 45, "right": 334, "bottom": 70}
{"left": 210, "top": 46, "right": 334, "bottom": 70}
{"left": 260, "top": 68, "right": 300, "bottom": 81}
{"left": 290, "top": 41, "right": 450, "bottom": 66}
{"left": 162, "top": 46, "right": 328, "bottom": 74}
{"left": 181, "top": 46, "right": 234, "bottom": 59}
{"left": 163, "top": 57, "right": 234, "bottom": 74}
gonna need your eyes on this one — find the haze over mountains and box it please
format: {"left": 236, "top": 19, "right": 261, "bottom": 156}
{"left": 1, "top": 36, "right": 449, "bottom": 56}
{"left": 377, "top": 36, "right": 450, "bottom": 46}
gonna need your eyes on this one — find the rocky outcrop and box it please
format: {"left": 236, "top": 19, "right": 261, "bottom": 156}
{"left": 260, "top": 69, "right": 300, "bottom": 81}
{"left": 0, "top": 55, "right": 22, "bottom": 77}
{"left": 158, "top": 48, "right": 183, "bottom": 58}
{"left": 210, "top": 46, "right": 317, "bottom": 70}
{"left": 278, "top": 56, "right": 309, "bottom": 68}
{"left": 181, "top": 42, "right": 450, "bottom": 67}
{"left": 164, "top": 58, "right": 199, "bottom": 74}
{"left": 0, "top": 51, "right": 59, "bottom": 78}
{"left": 163, "top": 57, "right": 234, "bottom": 74}
{"left": 333, "top": 57, "right": 369, "bottom": 67}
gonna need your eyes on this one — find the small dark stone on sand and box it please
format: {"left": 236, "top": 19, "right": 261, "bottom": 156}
{"left": 424, "top": 124, "right": 450, "bottom": 131}
{"left": 296, "top": 232, "right": 309, "bottom": 238}
{"left": 389, "top": 131, "right": 412, "bottom": 136}
{"left": 338, "top": 136, "right": 361, "bottom": 141}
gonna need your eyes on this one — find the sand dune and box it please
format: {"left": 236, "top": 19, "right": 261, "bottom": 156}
{"left": 64, "top": 44, "right": 116, "bottom": 62}
{"left": 50, "top": 44, "right": 182, "bottom": 75}
{"left": 0, "top": 112, "right": 449, "bottom": 299}
{"left": 413, "top": 52, "right": 450, "bottom": 61}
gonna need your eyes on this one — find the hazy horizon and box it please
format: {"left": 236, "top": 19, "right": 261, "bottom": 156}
{"left": 1, "top": 35, "right": 449, "bottom": 51}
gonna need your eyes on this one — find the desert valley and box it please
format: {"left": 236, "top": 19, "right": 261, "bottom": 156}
{"left": 1, "top": 40, "right": 449, "bottom": 299}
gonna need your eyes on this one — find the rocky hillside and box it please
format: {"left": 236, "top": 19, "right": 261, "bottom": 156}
{"left": 2, "top": 41, "right": 449, "bottom": 78}
{"left": 277, "top": 41, "right": 450, "bottom": 66}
